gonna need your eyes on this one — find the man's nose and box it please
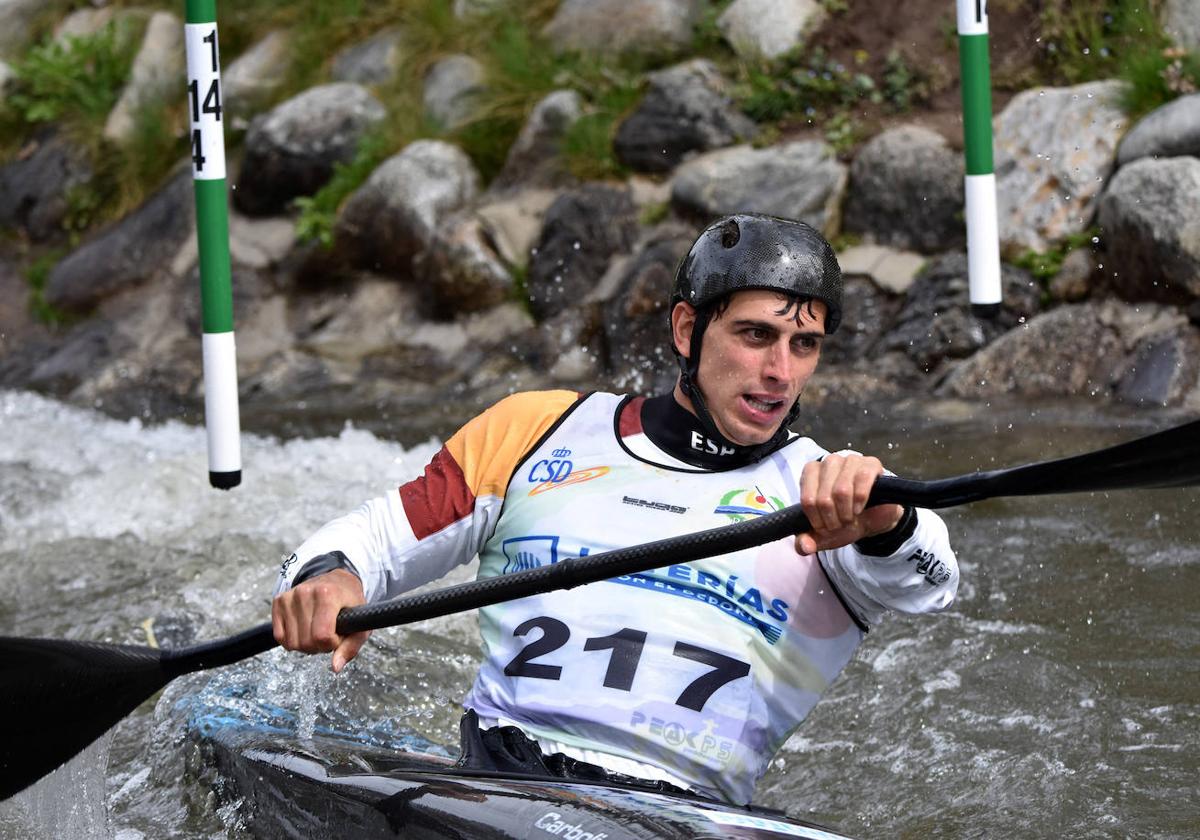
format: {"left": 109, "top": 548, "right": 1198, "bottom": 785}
{"left": 763, "top": 340, "right": 792, "bottom": 380}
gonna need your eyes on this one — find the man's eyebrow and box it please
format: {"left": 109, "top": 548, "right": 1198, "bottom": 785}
{"left": 730, "top": 319, "right": 826, "bottom": 339}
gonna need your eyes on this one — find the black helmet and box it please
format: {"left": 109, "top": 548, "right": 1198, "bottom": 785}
{"left": 669, "top": 214, "right": 843, "bottom": 459}
{"left": 671, "top": 213, "right": 843, "bottom": 334}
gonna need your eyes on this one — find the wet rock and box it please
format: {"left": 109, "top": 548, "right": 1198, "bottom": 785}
{"left": 602, "top": 223, "right": 696, "bottom": 389}
{"left": 416, "top": 210, "right": 513, "bottom": 317}
{"left": 1095, "top": 156, "right": 1200, "bottom": 303}
{"left": 423, "top": 53, "right": 486, "bottom": 131}
{"left": 0, "top": 128, "right": 93, "bottom": 241}
{"left": 0, "top": 59, "right": 12, "bottom": 101}
{"left": 542, "top": 0, "right": 701, "bottom": 57}
{"left": 716, "top": 0, "right": 825, "bottom": 61}
{"left": 877, "top": 252, "right": 1041, "bottom": 372}
{"left": 820, "top": 276, "right": 904, "bottom": 367}
{"left": 843, "top": 125, "right": 965, "bottom": 253}
{"left": 44, "top": 171, "right": 194, "bottom": 313}
{"left": 670, "top": 141, "right": 847, "bottom": 235}
{"left": 331, "top": 28, "right": 404, "bottom": 85}
{"left": 235, "top": 83, "right": 386, "bottom": 216}
{"left": 104, "top": 11, "right": 185, "bottom": 143}
{"left": 0, "top": 255, "right": 47, "bottom": 359}
{"left": 493, "top": 90, "right": 582, "bottom": 189}
{"left": 27, "top": 320, "right": 127, "bottom": 395}
{"left": 527, "top": 184, "right": 639, "bottom": 320}
{"left": 1116, "top": 92, "right": 1200, "bottom": 165}
{"left": 940, "top": 299, "right": 1199, "bottom": 406}
{"left": 336, "top": 139, "right": 479, "bottom": 278}
{"left": 474, "top": 188, "right": 559, "bottom": 269}
{"left": 837, "top": 244, "right": 925, "bottom": 295}
{"left": 614, "top": 59, "right": 756, "bottom": 173}
{"left": 222, "top": 31, "right": 292, "bottom": 124}
{"left": 994, "top": 80, "right": 1127, "bottom": 254}
{"left": 537, "top": 305, "right": 606, "bottom": 385}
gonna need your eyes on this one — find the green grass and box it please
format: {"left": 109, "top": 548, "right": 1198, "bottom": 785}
{"left": 1011, "top": 228, "right": 1098, "bottom": 291}
{"left": 24, "top": 249, "right": 68, "bottom": 325}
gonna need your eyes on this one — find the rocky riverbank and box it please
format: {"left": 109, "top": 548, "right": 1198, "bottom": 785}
{"left": 2, "top": 0, "right": 1199, "bottom": 442}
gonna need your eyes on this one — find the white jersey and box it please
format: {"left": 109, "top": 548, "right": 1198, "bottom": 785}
{"left": 278, "top": 390, "right": 958, "bottom": 804}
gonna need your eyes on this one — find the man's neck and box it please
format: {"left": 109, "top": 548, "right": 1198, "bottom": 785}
{"left": 640, "top": 392, "right": 771, "bottom": 469}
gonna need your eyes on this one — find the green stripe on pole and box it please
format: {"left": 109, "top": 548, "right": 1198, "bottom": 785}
{"left": 185, "top": 0, "right": 217, "bottom": 24}
{"left": 959, "top": 34, "right": 994, "bottom": 175}
{"left": 194, "top": 178, "right": 234, "bottom": 334}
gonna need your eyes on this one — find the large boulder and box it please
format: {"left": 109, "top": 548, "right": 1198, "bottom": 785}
{"left": 423, "top": 54, "right": 486, "bottom": 130}
{"left": 818, "top": 276, "right": 905, "bottom": 367}
{"left": 843, "top": 125, "right": 965, "bottom": 253}
{"left": 44, "top": 171, "right": 194, "bottom": 313}
{"left": 1116, "top": 92, "right": 1200, "bottom": 165}
{"left": 716, "top": 0, "right": 825, "bottom": 61}
{"left": 235, "top": 83, "right": 386, "bottom": 216}
{"left": 493, "top": 90, "right": 583, "bottom": 189}
{"left": 994, "top": 80, "right": 1128, "bottom": 254}
{"left": 336, "top": 139, "right": 480, "bottom": 277}
{"left": 1095, "top": 155, "right": 1200, "bottom": 303}
{"left": 542, "top": 0, "right": 701, "bottom": 57}
{"left": 940, "top": 300, "right": 1200, "bottom": 407}
{"left": 103, "top": 11, "right": 185, "bottom": 143}
{"left": 527, "top": 184, "right": 639, "bottom": 321}
{"left": 614, "top": 59, "right": 756, "bottom": 173}
{"left": 415, "top": 210, "right": 513, "bottom": 318}
{"left": 876, "top": 252, "right": 1041, "bottom": 372}
{"left": 222, "top": 31, "right": 292, "bottom": 124}
{"left": 670, "top": 141, "right": 847, "bottom": 235}
{"left": 0, "top": 128, "right": 92, "bottom": 240}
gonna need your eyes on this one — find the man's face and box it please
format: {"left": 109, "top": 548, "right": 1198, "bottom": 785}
{"left": 672, "top": 290, "right": 826, "bottom": 446}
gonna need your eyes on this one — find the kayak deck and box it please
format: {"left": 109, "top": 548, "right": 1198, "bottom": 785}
{"left": 184, "top": 688, "right": 855, "bottom": 840}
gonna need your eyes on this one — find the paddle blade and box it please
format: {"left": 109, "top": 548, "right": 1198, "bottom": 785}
{"left": 0, "top": 637, "right": 169, "bottom": 801}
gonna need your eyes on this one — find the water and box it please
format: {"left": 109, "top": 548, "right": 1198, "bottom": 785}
{"left": 1, "top": 389, "right": 1197, "bottom": 839}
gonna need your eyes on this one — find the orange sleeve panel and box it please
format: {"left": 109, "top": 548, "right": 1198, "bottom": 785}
{"left": 399, "top": 390, "right": 581, "bottom": 540}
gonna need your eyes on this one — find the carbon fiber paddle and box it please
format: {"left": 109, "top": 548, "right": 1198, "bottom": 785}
{"left": 2, "top": 417, "right": 1199, "bottom": 800}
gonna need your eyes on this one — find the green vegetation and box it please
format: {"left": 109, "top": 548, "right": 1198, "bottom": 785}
{"left": 1011, "top": 228, "right": 1098, "bottom": 288}
{"left": 1037, "top": 0, "right": 1200, "bottom": 117}
{"left": 23, "top": 250, "right": 68, "bottom": 326}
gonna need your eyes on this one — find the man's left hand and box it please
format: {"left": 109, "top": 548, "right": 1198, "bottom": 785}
{"left": 795, "top": 453, "right": 905, "bottom": 555}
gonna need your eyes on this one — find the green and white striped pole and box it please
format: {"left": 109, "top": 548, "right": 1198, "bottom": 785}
{"left": 185, "top": 0, "right": 241, "bottom": 489}
{"left": 957, "top": 0, "right": 1002, "bottom": 317}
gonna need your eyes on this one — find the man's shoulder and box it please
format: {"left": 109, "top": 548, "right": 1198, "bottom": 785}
{"left": 481, "top": 390, "right": 588, "bottom": 422}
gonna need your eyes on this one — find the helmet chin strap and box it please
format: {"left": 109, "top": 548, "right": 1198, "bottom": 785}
{"left": 676, "top": 311, "right": 797, "bottom": 463}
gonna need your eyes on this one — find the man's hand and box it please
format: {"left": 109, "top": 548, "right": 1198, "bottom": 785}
{"left": 795, "top": 454, "right": 905, "bottom": 555}
{"left": 271, "top": 568, "right": 370, "bottom": 674}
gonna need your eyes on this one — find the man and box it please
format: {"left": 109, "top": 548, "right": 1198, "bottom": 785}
{"left": 272, "top": 213, "right": 957, "bottom": 805}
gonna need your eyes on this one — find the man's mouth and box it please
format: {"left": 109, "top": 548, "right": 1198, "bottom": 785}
{"left": 744, "top": 395, "right": 785, "bottom": 414}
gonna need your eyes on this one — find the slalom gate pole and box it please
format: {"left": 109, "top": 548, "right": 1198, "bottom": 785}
{"left": 184, "top": 0, "right": 241, "bottom": 489}
{"left": 957, "top": 0, "right": 1003, "bottom": 317}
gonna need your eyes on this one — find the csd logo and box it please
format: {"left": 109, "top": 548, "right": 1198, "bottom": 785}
{"left": 528, "top": 448, "right": 573, "bottom": 483}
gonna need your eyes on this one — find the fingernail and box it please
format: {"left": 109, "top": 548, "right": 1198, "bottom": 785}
{"left": 332, "top": 655, "right": 344, "bottom": 674}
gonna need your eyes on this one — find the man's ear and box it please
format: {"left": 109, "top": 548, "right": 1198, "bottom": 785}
{"left": 671, "top": 301, "right": 696, "bottom": 359}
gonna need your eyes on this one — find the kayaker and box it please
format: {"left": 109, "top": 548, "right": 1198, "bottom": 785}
{"left": 271, "top": 213, "right": 959, "bottom": 805}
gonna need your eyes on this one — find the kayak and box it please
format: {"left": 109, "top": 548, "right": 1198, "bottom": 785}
{"left": 184, "top": 688, "right": 855, "bottom": 840}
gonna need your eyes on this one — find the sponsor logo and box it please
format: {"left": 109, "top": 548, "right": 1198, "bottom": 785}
{"left": 501, "top": 535, "right": 561, "bottom": 574}
{"left": 714, "top": 486, "right": 785, "bottom": 522}
{"left": 527, "top": 465, "right": 610, "bottom": 496}
{"left": 630, "top": 711, "right": 734, "bottom": 762}
{"left": 534, "top": 813, "right": 609, "bottom": 840}
{"left": 279, "top": 553, "right": 298, "bottom": 578}
{"left": 907, "top": 549, "right": 952, "bottom": 586}
{"left": 690, "top": 430, "right": 736, "bottom": 457}
{"left": 621, "top": 495, "right": 687, "bottom": 515}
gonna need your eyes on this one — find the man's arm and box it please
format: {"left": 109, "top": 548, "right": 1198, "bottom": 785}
{"left": 796, "top": 453, "right": 959, "bottom": 628}
{"left": 271, "top": 390, "right": 582, "bottom": 670}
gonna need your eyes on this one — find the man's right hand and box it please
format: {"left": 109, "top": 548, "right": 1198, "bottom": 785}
{"left": 271, "top": 569, "right": 370, "bottom": 673}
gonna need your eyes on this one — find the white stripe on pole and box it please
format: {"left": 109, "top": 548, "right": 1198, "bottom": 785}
{"left": 202, "top": 332, "right": 242, "bottom": 474}
{"left": 184, "top": 23, "right": 227, "bottom": 181}
{"left": 965, "top": 174, "right": 1002, "bottom": 306}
